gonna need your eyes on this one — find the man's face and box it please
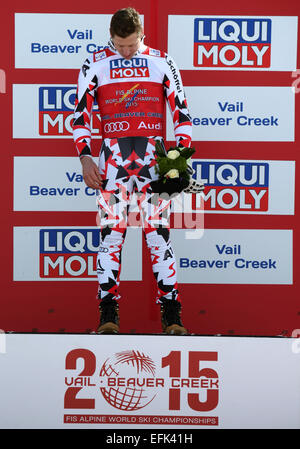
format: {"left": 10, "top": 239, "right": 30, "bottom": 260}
{"left": 111, "top": 32, "right": 142, "bottom": 59}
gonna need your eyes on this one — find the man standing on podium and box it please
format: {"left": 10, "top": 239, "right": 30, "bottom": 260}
{"left": 73, "top": 7, "right": 193, "bottom": 335}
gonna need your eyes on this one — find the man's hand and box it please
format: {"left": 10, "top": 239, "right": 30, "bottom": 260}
{"left": 80, "top": 156, "right": 103, "bottom": 189}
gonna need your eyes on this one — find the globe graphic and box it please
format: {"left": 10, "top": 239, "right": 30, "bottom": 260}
{"left": 99, "top": 350, "right": 157, "bottom": 411}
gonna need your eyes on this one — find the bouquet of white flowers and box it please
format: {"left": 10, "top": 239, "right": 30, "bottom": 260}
{"left": 150, "top": 141, "right": 204, "bottom": 196}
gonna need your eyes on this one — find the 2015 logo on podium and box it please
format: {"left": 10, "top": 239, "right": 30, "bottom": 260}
{"left": 64, "top": 348, "right": 219, "bottom": 416}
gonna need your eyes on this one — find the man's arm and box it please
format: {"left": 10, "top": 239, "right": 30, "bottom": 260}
{"left": 163, "top": 54, "right": 192, "bottom": 148}
{"left": 73, "top": 58, "right": 102, "bottom": 189}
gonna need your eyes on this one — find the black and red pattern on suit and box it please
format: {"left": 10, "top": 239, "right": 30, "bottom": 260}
{"left": 73, "top": 40, "right": 192, "bottom": 153}
{"left": 73, "top": 40, "right": 193, "bottom": 302}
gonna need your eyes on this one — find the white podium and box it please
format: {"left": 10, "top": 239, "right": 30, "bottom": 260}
{"left": 0, "top": 333, "right": 300, "bottom": 429}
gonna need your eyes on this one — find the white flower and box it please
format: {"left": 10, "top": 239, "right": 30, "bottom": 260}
{"left": 165, "top": 169, "right": 179, "bottom": 178}
{"left": 167, "top": 150, "right": 180, "bottom": 160}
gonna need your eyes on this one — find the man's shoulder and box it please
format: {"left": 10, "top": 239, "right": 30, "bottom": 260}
{"left": 92, "top": 46, "right": 116, "bottom": 63}
{"left": 143, "top": 48, "right": 178, "bottom": 69}
{"left": 143, "top": 46, "right": 166, "bottom": 59}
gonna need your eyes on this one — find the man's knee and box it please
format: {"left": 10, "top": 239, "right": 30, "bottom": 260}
{"left": 100, "top": 227, "right": 127, "bottom": 247}
{"left": 144, "top": 228, "right": 170, "bottom": 249}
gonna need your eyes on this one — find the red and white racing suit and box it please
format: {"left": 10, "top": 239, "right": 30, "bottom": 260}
{"left": 73, "top": 39, "right": 192, "bottom": 303}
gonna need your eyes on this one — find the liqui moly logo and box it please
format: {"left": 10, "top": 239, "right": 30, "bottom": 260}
{"left": 192, "top": 161, "right": 269, "bottom": 212}
{"left": 39, "top": 229, "right": 100, "bottom": 278}
{"left": 110, "top": 58, "right": 150, "bottom": 79}
{"left": 194, "top": 18, "right": 272, "bottom": 68}
{"left": 39, "top": 86, "right": 100, "bottom": 136}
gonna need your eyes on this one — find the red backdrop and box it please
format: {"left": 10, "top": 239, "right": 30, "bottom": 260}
{"left": 0, "top": 0, "right": 299, "bottom": 336}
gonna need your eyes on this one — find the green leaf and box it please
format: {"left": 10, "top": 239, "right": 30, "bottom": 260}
{"left": 179, "top": 147, "right": 195, "bottom": 159}
{"left": 155, "top": 141, "right": 166, "bottom": 157}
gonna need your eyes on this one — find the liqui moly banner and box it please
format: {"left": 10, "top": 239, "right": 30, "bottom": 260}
{"left": 13, "top": 84, "right": 100, "bottom": 139}
{"left": 13, "top": 227, "right": 142, "bottom": 281}
{"left": 168, "top": 15, "right": 298, "bottom": 71}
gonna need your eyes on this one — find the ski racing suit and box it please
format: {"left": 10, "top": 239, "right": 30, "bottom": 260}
{"left": 73, "top": 39, "right": 192, "bottom": 303}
